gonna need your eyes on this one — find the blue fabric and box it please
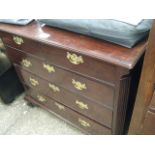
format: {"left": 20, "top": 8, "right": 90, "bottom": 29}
{"left": 0, "top": 19, "right": 33, "bottom": 25}
{"left": 39, "top": 19, "right": 153, "bottom": 48}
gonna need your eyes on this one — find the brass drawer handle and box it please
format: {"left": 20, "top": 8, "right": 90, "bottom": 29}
{"left": 78, "top": 118, "right": 90, "bottom": 127}
{"left": 29, "top": 77, "right": 39, "bottom": 86}
{"left": 21, "top": 59, "right": 32, "bottom": 68}
{"left": 43, "top": 63, "right": 55, "bottom": 73}
{"left": 55, "top": 102, "right": 65, "bottom": 111}
{"left": 0, "top": 38, "right": 5, "bottom": 50}
{"left": 49, "top": 83, "right": 60, "bottom": 92}
{"left": 67, "top": 52, "right": 84, "bottom": 65}
{"left": 37, "top": 95, "right": 46, "bottom": 102}
{"left": 13, "top": 36, "right": 24, "bottom": 45}
{"left": 75, "top": 100, "right": 88, "bottom": 110}
{"left": 72, "top": 79, "right": 87, "bottom": 91}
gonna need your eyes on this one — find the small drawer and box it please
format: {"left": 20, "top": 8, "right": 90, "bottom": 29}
{"left": 15, "top": 67, "right": 113, "bottom": 127}
{"left": 6, "top": 47, "right": 114, "bottom": 108}
{"left": 26, "top": 89, "right": 111, "bottom": 135}
{"left": 2, "top": 32, "right": 116, "bottom": 83}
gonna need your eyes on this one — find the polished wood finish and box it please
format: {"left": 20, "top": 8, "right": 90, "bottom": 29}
{"left": 7, "top": 47, "right": 115, "bottom": 107}
{"left": 25, "top": 89, "right": 111, "bottom": 135}
{"left": 129, "top": 20, "right": 155, "bottom": 134}
{"left": 0, "top": 21, "right": 146, "bottom": 69}
{"left": 15, "top": 65, "right": 113, "bottom": 127}
{"left": 5, "top": 42, "right": 117, "bottom": 83}
{"left": 0, "top": 21, "right": 146, "bottom": 134}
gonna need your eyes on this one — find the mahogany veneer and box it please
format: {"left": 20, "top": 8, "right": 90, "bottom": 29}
{"left": 0, "top": 21, "right": 146, "bottom": 134}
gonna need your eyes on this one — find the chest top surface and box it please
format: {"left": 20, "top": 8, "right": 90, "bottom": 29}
{"left": 0, "top": 21, "right": 146, "bottom": 69}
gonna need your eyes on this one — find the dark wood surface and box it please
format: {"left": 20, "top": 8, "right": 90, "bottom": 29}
{"left": 129, "top": 20, "right": 155, "bottom": 134}
{"left": 15, "top": 65, "right": 113, "bottom": 127}
{"left": 0, "top": 21, "right": 146, "bottom": 69}
{"left": 5, "top": 43, "right": 116, "bottom": 83}
{"left": 7, "top": 49, "right": 114, "bottom": 107}
{"left": 25, "top": 89, "right": 111, "bottom": 135}
{"left": 7, "top": 47, "right": 115, "bottom": 107}
{"left": 0, "top": 21, "right": 146, "bottom": 134}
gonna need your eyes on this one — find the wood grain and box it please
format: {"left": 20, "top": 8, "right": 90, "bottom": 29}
{"left": 0, "top": 21, "right": 146, "bottom": 69}
{"left": 0, "top": 21, "right": 146, "bottom": 134}
{"left": 129, "top": 20, "right": 155, "bottom": 134}
{"left": 25, "top": 89, "right": 111, "bottom": 135}
{"left": 15, "top": 66, "right": 113, "bottom": 128}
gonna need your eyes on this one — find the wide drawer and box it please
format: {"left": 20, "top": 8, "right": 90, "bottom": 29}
{"left": 25, "top": 88, "right": 111, "bottom": 134}
{"left": 1, "top": 32, "right": 116, "bottom": 83}
{"left": 15, "top": 66, "right": 113, "bottom": 127}
{"left": 7, "top": 47, "right": 114, "bottom": 108}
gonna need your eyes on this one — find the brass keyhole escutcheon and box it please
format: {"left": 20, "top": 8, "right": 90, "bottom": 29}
{"left": 49, "top": 83, "right": 60, "bottom": 92}
{"left": 43, "top": 63, "right": 55, "bottom": 73}
{"left": 21, "top": 59, "right": 32, "bottom": 68}
{"left": 75, "top": 100, "right": 88, "bottom": 110}
{"left": 72, "top": 79, "right": 87, "bottom": 91}
{"left": 29, "top": 77, "right": 39, "bottom": 86}
{"left": 13, "top": 36, "right": 24, "bottom": 45}
{"left": 55, "top": 102, "right": 65, "bottom": 111}
{"left": 78, "top": 118, "right": 90, "bottom": 127}
{"left": 66, "top": 52, "right": 84, "bottom": 65}
{"left": 37, "top": 95, "right": 46, "bottom": 102}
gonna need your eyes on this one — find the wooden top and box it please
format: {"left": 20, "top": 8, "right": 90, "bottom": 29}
{"left": 0, "top": 20, "right": 146, "bottom": 69}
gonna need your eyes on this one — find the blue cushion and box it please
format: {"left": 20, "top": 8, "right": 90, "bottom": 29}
{"left": 0, "top": 19, "right": 33, "bottom": 25}
{"left": 39, "top": 19, "right": 153, "bottom": 48}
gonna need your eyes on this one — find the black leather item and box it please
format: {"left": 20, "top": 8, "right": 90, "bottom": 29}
{"left": 0, "top": 19, "right": 33, "bottom": 25}
{"left": 0, "top": 67, "right": 24, "bottom": 104}
{"left": 0, "top": 51, "right": 24, "bottom": 104}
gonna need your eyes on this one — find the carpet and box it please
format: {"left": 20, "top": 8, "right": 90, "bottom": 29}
{"left": 0, "top": 94, "right": 83, "bottom": 135}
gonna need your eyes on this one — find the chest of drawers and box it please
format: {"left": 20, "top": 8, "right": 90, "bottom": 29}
{"left": 0, "top": 21, "right": 146, "bottom": 134}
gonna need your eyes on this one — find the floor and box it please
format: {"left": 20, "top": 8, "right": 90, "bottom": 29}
{"left": 0, "top": 94, "right": 83, "bottom": 135}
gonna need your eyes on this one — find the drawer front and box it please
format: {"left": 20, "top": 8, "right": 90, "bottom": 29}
{"left": 2, "top": 32, "right": 116, "bottom": 83}
{"left": 7, "top": 47, "right": 114, "bottom": 108}
{"left": 15, "top": 67, "right": 113, "bottom": 127}
{"left": 26, "top": 89, "right": 111, "bottom": 134}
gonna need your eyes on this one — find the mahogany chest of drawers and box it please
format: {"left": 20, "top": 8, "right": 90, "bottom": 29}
{"left": 0, "top": 21, "right": 146, "bottom": 134}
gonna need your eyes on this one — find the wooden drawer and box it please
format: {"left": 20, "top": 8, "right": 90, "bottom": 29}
{"left": 2, "top": 32, "right": 116, "bottom": 83}
{"left": 15, "top": 66, "right": 113, "bottom": 127}
{"left": 7, "top": 47, "right": 114, "bottom": 108}
{"left": 25, "top": 88, "right": 111, "bottom": 135}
